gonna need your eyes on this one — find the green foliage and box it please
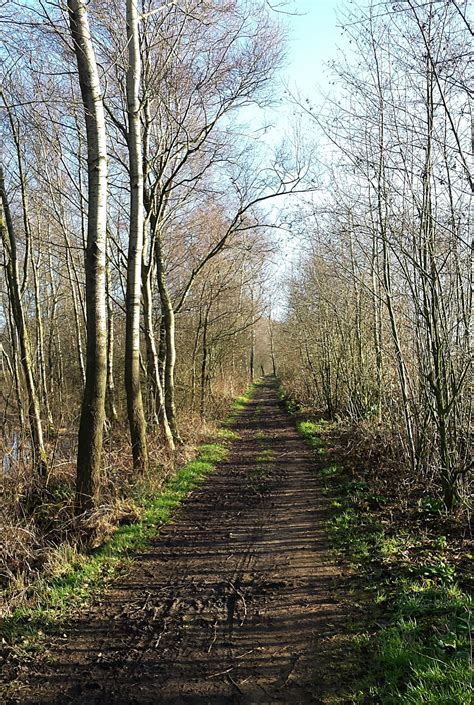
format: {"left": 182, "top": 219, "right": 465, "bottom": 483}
{"left": 296, "top": 419, "right": 328, "bottom": 456}
{"left": 418, "top": 496, "right": 445, "bottom": 516}
{"left": 225, "top": 382, "right": 257, "bottom": 424}
{"left": 196, "top": 443, "right": 227, "bottom": 464}
{"left": 372, "top": 581, "right": 472, "bottom": 704}
{"left": 216, "top": 427, "right": 240, "bottom": 442}
{"left": 321, "top": 464, "right": 340, "bottom": 478}
{"left": 276, "top": 385, "right": 300, "bottom": 414}
{"left": 411, "top": 561, "right": 456, "bottom": 585}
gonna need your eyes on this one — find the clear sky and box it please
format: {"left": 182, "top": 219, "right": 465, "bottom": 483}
{"left": 241, "top": 0, "right": 344, "bottom": 138}
{"left": 255, "top": 1, "right": 347, "bottom": 311}
{"left": 283, "top": 0, "right": 344, "bottom": 97}
{"left": 241, "top": 1, "right": 347, "bottom": 146}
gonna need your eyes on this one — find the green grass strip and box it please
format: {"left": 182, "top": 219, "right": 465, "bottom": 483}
{"left": 292, "top": 409, "right": 472, "bottom": 704}
{"left": 1, "top": 386, "right": 259, "bottom": 655}
{"left": 2, "top": 442, "right": 228, "bottom": 653}
{"left": 224, "top": 382, "right": 257, "bottom": 425}
{"left": 327, "top": 474, "right": 472, "bottom": 704}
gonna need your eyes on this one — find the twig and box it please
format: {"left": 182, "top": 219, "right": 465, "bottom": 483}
{"left": 207, "top": 619, "right": 218, "bottom": 653}
{"left": 207, "top": 649, "right": 257, "bottom": 678}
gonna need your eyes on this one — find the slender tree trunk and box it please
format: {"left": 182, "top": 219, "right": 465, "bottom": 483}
{"left": 369, "top": 211, "right": 383, "bottom": 422}
{"left": 142, "top": 263, "right": 174, "bottom": 449}
{"left": 66, "top": 247, "right": 86, "bottom": 389}
{"left": 155, "top": 234, "right": 182, "bottom": 444}
{"left": 249, "top": 322, "right": 255, "bottom": 383}
{"left": 1, "top": 337, "right": 15, "bottom": 429}
{"left": 7, "top": 297, "right": 25, "bottom": 431}
{"left": 190, "top": 308, "right": 202, "bottom": 410}
{"left": 419, "top": 50, "right": 456, "bottom": 509}
{"left": 158, "top": 315, "right": 166, "bottom": 390}
{"left": 200, "top": 306, "right": 210, "bottom": 420}
{"left": 31, "top": 236, "right": 53, "bottom": 425}
{"left": 68, "top": 0, "right": 108, "bottom": 514}
{"left": 105, "top": 262, "right": 118, "bottom": 423}
{"left": 1, "top": 167, "right": 47, "bottom": 477}
{"left": 372, "top": 46, "right": 417, "bottom": 472}
{"left": 269, "top": 318, "right": 277, "bottom": 377}
{"left": 46, "top": 247, "right": 62, "bottom": 401}
{"left": 125, "top": 0, "right": 148, "bottom": 471}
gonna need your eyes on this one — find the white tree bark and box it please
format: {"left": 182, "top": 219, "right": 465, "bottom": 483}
{"left": 125, "top": 0, "right": 149, "bottom": 471}
{"left": 68, "top": 0, "right": 108, "bottom": 514}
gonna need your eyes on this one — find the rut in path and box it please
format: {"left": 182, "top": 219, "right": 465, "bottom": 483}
{"left": 5, "top": 379, "right": 348, "bottom": 705}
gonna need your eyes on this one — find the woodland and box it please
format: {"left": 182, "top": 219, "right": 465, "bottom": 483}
{"left": 0, "top": 0, "right": 472, "bottom": 703}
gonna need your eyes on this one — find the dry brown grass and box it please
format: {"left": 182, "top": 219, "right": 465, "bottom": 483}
{"left": 0, "top": 371, "right": 253, "bottom": 622}
{"left": 0, "top": 411, "right": 220, "bottom": 618}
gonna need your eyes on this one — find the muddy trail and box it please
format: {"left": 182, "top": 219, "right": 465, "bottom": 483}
{"left": 5, "top": 379, "right": 350, "bottom": 705}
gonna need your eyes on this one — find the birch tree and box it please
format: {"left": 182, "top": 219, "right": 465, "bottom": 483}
{"left": 67, "top": 0, "right": 108, "bottom": 514}
{"left": 1, "top": 166, "right": 47, "bottom": 477}
{"left": 124, "top": 0, "right": 148, "bottom": 470}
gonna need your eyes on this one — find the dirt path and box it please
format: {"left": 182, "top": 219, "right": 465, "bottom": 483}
{"left": 5, "top": 379, "right": 347, "bottom": 704}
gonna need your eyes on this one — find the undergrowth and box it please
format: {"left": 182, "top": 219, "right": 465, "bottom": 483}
{"left": 285, "top": 390, "right": 472, "bottom": 705}
{"left": 0, "top": 384, "right": 255, "bottom": 662}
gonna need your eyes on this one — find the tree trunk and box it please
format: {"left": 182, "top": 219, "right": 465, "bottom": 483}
{"left": 249, "top": 325, "right": 255, "bottom": 384}
{"left": 142, "top": 263, "right": 174, "bottom": 449}
{"left": 66, "top": 247, "right": 86, "bottom": 390}
{"left": 269, "top": 318, "right": 277, "bottom": 377}
{"left": 200, "top": 306, "right": 210, "bottom": 420}
{"left": 68, "top": 0, "right": 108, "bottom": 514}
{"left": 155, "top": 234, "right": 182, "bottom": 444}
{"left": 105, "top": 262, "right": 118, "bottom": 423}
{"left": 190, "top": 308, "right": 202, "bottom": 410}
{"left": 31, "top": 235, "right": 53, "bottom": 425}
{"left": 125, "top": 0, "right": 148, "bottom": 471}
{"left": 9, "top": 315, "right": 25, "bottom": 430}
{"left": 1, "top": 167, "right": 47, "bottom": 477}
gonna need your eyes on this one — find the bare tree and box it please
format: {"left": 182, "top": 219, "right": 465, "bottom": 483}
{"left": 124, "top": 0, "right": 148, "bottom": 471}
{"left": 1, "top": 166, "right": 47, "bottom": 477}
{"left": 68, "top": 0, "right": 108, "bottom": 514}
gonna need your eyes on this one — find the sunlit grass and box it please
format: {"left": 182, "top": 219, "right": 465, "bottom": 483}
{"left": 255, "top": 429, "right": 268, "bottom": 442}
{"left": 372, "top": 581, "right": 472, "bottom": 704}
{"left": 287, "top": 396, "right": 472, "bottom": 705}
{"left": 256, "top": 448, "right": 274, "bottom": 463}
{"left": 225, "top": 382, "right": 257, "bottom": 425}
{"left": 216, "top": 427, "right": 240, "bottom": 442}
{"left": 1, "top": 441, "right": 232, "bottom": 654}
{"left": 296, "top": 419, "right": 328, "bottom": 455}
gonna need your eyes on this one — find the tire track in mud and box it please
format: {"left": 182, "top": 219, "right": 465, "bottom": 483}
{"left": 4, "top": 379, "right": 348, "bottom": 704}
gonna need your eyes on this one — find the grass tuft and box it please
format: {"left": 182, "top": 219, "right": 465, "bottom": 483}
{"left": 256, "top": 448, "right": 274, "bottom": 463}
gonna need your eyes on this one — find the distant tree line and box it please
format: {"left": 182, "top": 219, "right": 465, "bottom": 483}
{"left": 1, "top": 0, "right": 300, "bottom": 514}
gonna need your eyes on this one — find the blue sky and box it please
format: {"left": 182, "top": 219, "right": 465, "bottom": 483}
{"left": 241, "top": 1, "right": 346, "bottom": 145}
{"left": 283, "top": 0, "right": 343, "bottom": 97}
{"left": 254, "top": 2, "right": 347, "bottom": 308}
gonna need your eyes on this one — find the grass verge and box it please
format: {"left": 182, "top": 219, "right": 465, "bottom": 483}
{"left": 1, "top": 385, "right": 257, "bottom": 663}
{"left": 286, "top": 395, "right": 472, "bottom": 705}
{"left": 225, "top": 383, "right": 257, "bottom": 425}
{"left": 1, "top": 443, "right": 227, "bottom": 658}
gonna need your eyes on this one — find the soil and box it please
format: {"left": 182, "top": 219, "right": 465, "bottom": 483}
{"left": 3, "top": 379, "right": 350, "bottom": 705}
